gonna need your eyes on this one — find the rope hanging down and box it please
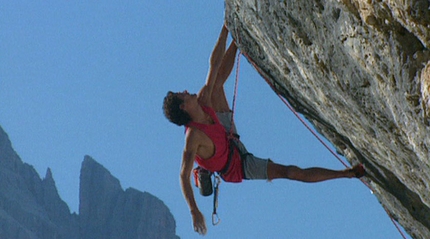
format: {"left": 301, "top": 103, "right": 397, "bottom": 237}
{"left": 234, "top": 40, "right": 407, "bottom": 239}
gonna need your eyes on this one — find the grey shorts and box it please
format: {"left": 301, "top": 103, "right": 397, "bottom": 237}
{"left": 216, "top": 111, "right": 270, "bottom": 180}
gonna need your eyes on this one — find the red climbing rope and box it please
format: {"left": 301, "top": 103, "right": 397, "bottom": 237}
{"left": 212, "top": 48, "right": 243, "bottom": 227}
{"left": 236, "top": 48, "right": 408, "bottom": 239}
{"left": 229, "top": 50, "right": 242, "bottom": 136}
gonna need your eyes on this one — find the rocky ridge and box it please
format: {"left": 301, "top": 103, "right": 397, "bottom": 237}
{"left": 79, "top": 156, "right": 179, "bottom": 239}
{"left": 225, "top": 0, "right": 429, "bottom": 238}
{"left": 0, "top": 126, "right": 179, "bottom": 239}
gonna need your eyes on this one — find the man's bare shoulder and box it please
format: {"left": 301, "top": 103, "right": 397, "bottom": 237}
{"left": 183, "top": 127, "right": 206, "bottom": 156}
{"left": 185, "top": 125, "right": 214, "bottom": 160}
{"left": 197, "top": 85, "right": 212, "bottom": 108}
{"left": 185, "top": 126, "right": 205, "bottom": 144}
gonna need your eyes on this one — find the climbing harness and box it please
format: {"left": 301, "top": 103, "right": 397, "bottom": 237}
{"left": 236, "top": 45, "right": 408, "bottom": 239}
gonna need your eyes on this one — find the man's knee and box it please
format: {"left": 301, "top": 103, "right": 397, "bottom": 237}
{"left": 268, "top": 162, "right": 301, "bottom": 180}
{"left": 284, "top": 165, "right": 305, "bottom": 180}
{"left": 267, "top": 162, "right": 303, "bottom": 180}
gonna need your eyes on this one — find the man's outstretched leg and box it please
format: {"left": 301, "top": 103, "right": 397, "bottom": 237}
{"left": 268, "top": 162, "right": 365, "bottom": 182}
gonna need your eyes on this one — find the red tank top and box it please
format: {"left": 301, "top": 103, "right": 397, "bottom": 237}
{"left": 186, "top": 106, "right": 243, "bottom": 183}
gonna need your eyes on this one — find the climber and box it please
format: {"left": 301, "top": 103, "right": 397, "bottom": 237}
{"left": 162, "top": 25, "right": 365, "bottom": 235}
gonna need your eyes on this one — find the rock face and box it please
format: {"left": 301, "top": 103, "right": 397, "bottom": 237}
{"left": 0, "top": 126, "right": 179, "bottom": 239}
{"left": 225, "top": 0, "right": 429, "bottom": 238}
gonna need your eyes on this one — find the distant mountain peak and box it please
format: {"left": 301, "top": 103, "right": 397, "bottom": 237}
{"left": 0, "top": 125, "right": 180, "bottom": 239}
{"left": 44, "top": 167, "right": 53, "bottom": 180}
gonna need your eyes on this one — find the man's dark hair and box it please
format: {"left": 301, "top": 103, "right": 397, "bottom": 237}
{"left": 163, "top": 91, "right": 192, "bottom": 126}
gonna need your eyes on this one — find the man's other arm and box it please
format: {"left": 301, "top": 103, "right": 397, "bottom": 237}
{"left": 180, "top": 129, "right": 207, "bottom": 235}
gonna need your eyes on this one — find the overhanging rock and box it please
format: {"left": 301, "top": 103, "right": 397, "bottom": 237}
{"left": 225, "top": 0, "right": 430, "bottom": 238}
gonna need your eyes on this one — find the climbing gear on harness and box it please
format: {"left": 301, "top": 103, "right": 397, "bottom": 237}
{"left": 193, "top": 166, "right": 214, "bottom": 197}
{"left": 212, "top": 175, "right": 221, "bottom": 226}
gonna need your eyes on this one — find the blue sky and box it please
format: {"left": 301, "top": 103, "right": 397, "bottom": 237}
{"left": 1, "top": 1, "right": 410, "bottom": 238}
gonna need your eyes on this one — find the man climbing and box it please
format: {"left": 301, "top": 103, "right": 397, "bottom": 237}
{"left": 162, "top": 25, "right": 365, "bottom": 235}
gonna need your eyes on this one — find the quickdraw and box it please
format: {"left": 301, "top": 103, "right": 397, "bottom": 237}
{"left": 211, "top": 175, "right": 222, "bottom": 225}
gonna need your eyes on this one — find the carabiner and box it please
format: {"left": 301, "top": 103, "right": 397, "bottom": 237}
{"left": 212, "top": 212, "right": 221, "bottom": 226}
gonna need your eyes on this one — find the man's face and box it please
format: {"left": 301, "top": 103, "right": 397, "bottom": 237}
{"left": 178, "top": 90, "right": 197, "bottom": 111}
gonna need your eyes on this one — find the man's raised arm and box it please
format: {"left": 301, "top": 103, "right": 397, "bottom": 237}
{"left": 197, "top": 25, "right": 229, "bottom": 107}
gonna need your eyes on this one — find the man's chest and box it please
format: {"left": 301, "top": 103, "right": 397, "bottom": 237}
{"left": 195, "top": 130, "right": 216, "bottom": 160}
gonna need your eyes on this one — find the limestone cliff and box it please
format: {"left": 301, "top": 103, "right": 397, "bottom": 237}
{"left": 225, "top": 0, "right": 429, "bottom": 238}
{"left": 0, "top": 126, "right": 179, "bottom": 239}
